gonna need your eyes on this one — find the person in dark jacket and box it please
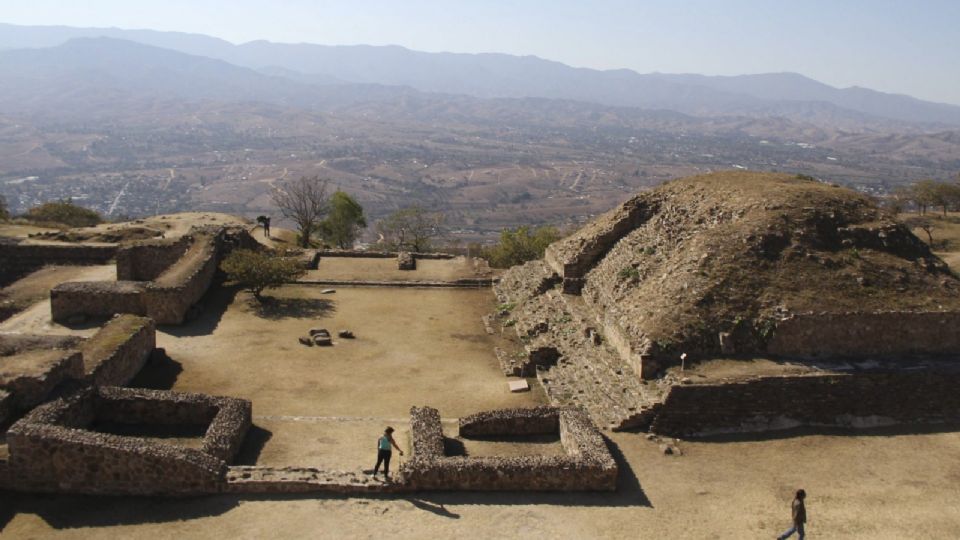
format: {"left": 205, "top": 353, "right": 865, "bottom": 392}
{"left": 778, "top": 489, "right": 807, "bottom": 539}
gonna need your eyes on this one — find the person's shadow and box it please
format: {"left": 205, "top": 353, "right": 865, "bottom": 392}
{"left": 407, "top": 497, "right": 461, "bottom": 519}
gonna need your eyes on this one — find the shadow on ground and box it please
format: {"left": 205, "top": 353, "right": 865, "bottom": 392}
{"left": 161, "top": 285, "right": 238, "bottom": 338}
{"left": 689, "top": 421, "right": 960, "bottom": 443}
{"left": 0, "top": 492, "right": 240, "bottom": 531}
{"left": 233, "top": 425, "right": 274, "bottom": 465}
{"left": 128, "top": 349, "right": 183, "bottom": 390}
{"left": 249, "top": 296, "right": 335, "bottom": 321}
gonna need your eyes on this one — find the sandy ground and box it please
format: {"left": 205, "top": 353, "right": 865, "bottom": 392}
{"left": 149, "top": 285, "right": 542, "bottom": 418}
{"left": 0, "top": 265, "right": 115, "bottom": 336}
{"left": 4, "top": 426, "right": 960, "bottom": 539}
{"left": 306, "top": 257, "right": 493, "bottom": 282}
{"left": 125, "top": 285, "right": 543, "bottom": 470}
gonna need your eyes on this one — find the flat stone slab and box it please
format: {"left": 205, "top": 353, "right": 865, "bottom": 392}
{"left": 508, "top": 379, "right": 530, "bottom": 392}
{"left": 225, "top": 466, "right": 409, "bottom": 494}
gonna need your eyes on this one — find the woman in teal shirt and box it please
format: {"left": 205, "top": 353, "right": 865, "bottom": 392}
{"left": 373, "top": 426, "right": 404, "bottom": 480}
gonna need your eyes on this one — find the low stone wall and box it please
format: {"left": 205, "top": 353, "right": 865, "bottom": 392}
{"left": 225, "top": 466, "right": 406, "bottom": 494}
{"left": 143, "top": 236, "right": 220, "bottom": 324}
{"left": 80, "top": 315, "right": 156, "bottom": 386}
{"left": 49, "top": 227, "right": 254, "bottom": 325}
{"left": 649, "top": 365, "right": 960, "bottom": 437}
{"left": 459, "top": 407, "right": 559, "bottom": 437}
{"left": 0, "top": 350, "right": 83, "bottom": 411}
{"left": 315, "top": 250, "right": 456, "bottom": 260}
{"left": 403, "top": 406, "right": 617, "bottom": 491}
{"left": 0, "top": 242, "right": 117, "bottom": 286}
{"left": 0, "top": 334, "right": 82, "bottom": 356}
{"left": 766, "top": 311, "right": 960, "bottom": 358}
{"left": 116, "top": 236, "right": 191, "bottom": 281}
{"left": 4, "top": 386, "right": 251, "bottom": 495}
{"left": 51, "top": 281, "right": 147, "bottom": 322}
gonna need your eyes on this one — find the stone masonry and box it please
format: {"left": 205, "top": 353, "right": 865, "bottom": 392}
{"left": 402, "top": 406, "right": 617, "bottom": 491}
{"left": 2, "top": 386, "right": 251, "bottom": 495}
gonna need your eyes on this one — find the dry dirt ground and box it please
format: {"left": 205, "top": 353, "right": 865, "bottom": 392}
{"left": 141, "top": 285, "right": 543, "bottom": 468}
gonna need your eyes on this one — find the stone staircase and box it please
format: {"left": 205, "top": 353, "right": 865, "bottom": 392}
{"left": 534, "top": 329, "right": 666, "bottom": 432}
{"left": 493, "top": 279, "right": 668, "bottom": 431}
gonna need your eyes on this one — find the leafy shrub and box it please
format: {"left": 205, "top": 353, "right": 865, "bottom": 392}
{"left": 484, "top": 225, "right": 561, "bottom": 268}
{"left": 220, "top": 249, "right": 306, "bottom": 299}
{"left": 25, "top": 199, "right": 103, "bottom": 228}
{"left": 618, "top": 266, "right": 640, "bottom": 282}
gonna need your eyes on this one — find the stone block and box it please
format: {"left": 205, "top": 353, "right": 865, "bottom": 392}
{"left": 508, "top": 380, "right": 530, "bottom": 393}
{"left": 397, "top": 252, "right": 416, "bottom": 271}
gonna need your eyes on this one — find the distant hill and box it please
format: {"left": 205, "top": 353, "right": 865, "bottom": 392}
{"left": 0, "top": 37, "right": 420, "bottom": 118}
{"left": 1, "top": 23, "right": 959, "bottom": 126}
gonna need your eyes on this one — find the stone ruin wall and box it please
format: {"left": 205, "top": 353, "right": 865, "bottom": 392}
{"left": 314, "top": 249, "right": 456, "bottom": 260}
{"left": 766, "top": 311, "right": 960, "bottom": 358}
{"left": 116, "top": 236, "right": 192, "bottom": 281}
{"left": 403, "top": 406, "right": 617, "bottom": 491}
{"left": 80, "top": 315, "right": 156, "bottom": 387}
{"left": 2, "top": 387, "right": 251, "bottom": 495}
{"left": 1, "top": 351, "right": 83, "bottom": 413}
{"left": 649, "top": 366, "right": 960, "bottom": 437}
{"left": 51, "top": 281, "right": 147, "bottom": 322}
{"left": 50, "top": 227, "right": 255, "bottom": 325}
{"left": 142, "top": 238, "right": 220, "bottom": 324}
{"left": 544, "top": 195, "right": 654, "bottom": 294}
{"left": 458, "top": 406, "right": 559, "bottom": 437}
{"left": 0, "top": 242, "right": 118, "bottom": 286}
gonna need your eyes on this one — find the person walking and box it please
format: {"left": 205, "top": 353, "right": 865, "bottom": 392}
{"left": 778, "top": 489, "right": 807, "bottom": 539}
{"left": 373, "top": 426, "right": 403, "bottom": 481}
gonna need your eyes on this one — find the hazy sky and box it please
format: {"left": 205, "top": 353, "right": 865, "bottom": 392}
{"left": 4, "top": 0, "right": 959, "bottom": 105}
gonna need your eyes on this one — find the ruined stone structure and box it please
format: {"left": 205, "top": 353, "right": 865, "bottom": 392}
{"left": 2, "top": 386, "right": 251, "bottom": 495}
{"left": 0, "top": 315, "right": 156, "bottom": 424}
{"left": 402, "top": 406, "right": 617, "bottom": 491}
{"left": 79, "top": 315, "right": 156, "bottom": 387}
{"left": 0, "top": 240, "right": 117, "bottom": 286}
{"left": 50, "top": 226, "right": 258, "bottom": 325}
{"left": 495, "top": 171, "right": 960, "bottom": 434}
{"left": 650, "top": 361, "right": 960, "bottom": 437}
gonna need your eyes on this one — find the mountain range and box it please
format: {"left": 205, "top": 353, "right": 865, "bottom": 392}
{"left": 1, "top": 22, "right": 959, "bottom": 127}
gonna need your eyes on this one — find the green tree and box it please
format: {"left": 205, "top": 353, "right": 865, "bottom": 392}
{"left": 319, "top": 190, "right": 367, "bottom": 249}
{"left": 0, "top": 194, "right": 9, "bottom": 221}
{"left": 25, "top": 199, "right": 103, "bottom": 227}
{"left": 375, "top": 205, "right": 446, "bottom": 252}
{"left": 484, "top": 225, "right": 561, "bottom": 268}
{"left": 220, "top": 249, "right": 306, "bottom": 300}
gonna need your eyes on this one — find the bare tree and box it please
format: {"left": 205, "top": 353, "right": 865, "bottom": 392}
{"left": 376, "top": 205, "right": 446, "bottom": 252}
{"left": 271, "top": 176, "right": 330, "bottom": 247}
